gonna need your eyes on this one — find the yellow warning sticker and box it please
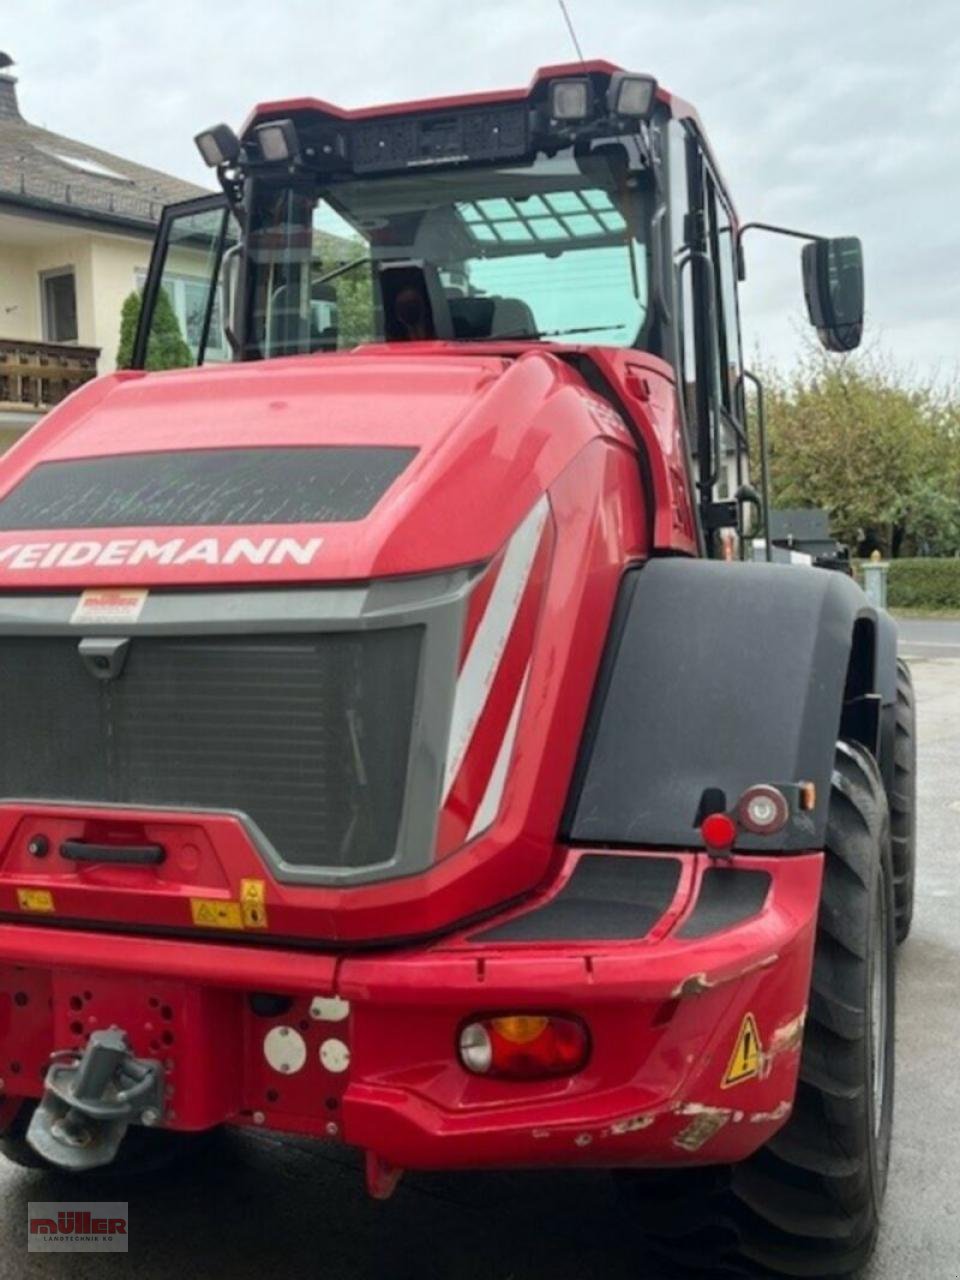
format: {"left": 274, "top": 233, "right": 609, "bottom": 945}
{"left": 240, "top": 878, "right": 266, "bottom": 904}
{"left": 190, "top": 898, "right": 244, "bottom": 930}
{"left": 17, "top": 888, "right": 55, "bottom": 913}
{"left": 239, "top": 879, "right": 268, "bottom": 928}
{"left": 722, "top": 1012, "right": 762, "bottom": 1088}
{"left": 241, "top": 901, "right": 269, "bottom": 929}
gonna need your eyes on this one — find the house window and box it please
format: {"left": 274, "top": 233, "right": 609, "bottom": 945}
{"left": 41, "top": 268, "right": 78, "bottom": 343}
{"left": 135, "top": 269, "right": 228, "bottom": 362}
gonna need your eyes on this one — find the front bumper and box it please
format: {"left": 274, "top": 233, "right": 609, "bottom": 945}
{"left": 0, "top": 850, "right": 821, "bottom": 1171}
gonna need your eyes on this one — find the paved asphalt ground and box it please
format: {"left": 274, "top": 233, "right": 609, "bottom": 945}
{"left": 1, "top": 620, "right": 958, "bottom": 1278}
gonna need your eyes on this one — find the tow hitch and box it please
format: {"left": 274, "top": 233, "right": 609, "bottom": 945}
{"left": 27, "top": 1028, "right": 165, "bottom": 1171}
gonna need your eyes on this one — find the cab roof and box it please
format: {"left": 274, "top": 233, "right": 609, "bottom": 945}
{"left": 239, "top": 60, "right": 733, "bottom": 215}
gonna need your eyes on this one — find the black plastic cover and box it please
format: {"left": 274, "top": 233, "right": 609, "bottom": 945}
{"left": 0, "top": 446, "right": 416, "bottom": 530}
{"left": 566, "top": 559, "right": 876, "bottom": 852}
{"left": 472, "top": 854, "right": 681, "bottom": 942}
{"left": 675, "top": 869, "right": 772, "bottom": 939}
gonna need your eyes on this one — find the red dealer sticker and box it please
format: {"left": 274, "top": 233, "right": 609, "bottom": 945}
{"left": 70, "top": 588, "right": 149, "bottom": 626}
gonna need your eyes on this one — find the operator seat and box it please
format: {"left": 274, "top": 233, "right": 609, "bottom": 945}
{"left": 491, "top": 297, "right": 537, "bottom": 338}
{"left": 449, "top": 296, "right": 496, "bottom": 339}
{"left": 377, "top": 261, "right": 454, "bottom": 341}
{"left": 447, "top": 295, "right": 538, "bottom": 340}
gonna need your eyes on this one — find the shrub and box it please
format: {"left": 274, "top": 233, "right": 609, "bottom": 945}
{"left": 885, "top": 558, "right": 960, "bottom": 610}
{"left": 116, "top": 288, "right": 192, "bottom": 371}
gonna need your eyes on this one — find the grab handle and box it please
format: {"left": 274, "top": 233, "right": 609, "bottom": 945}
{"left": 60, "top": 840, "right": 166, "bottom": 867}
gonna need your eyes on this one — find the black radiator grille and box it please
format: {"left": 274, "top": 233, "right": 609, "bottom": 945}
{"left": 0, "top": 629, "right": 422, "bottom": 870}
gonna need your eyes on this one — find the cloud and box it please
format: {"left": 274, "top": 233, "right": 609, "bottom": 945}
{"left": 4, "top": 0, "right": 956, "bottom": 375}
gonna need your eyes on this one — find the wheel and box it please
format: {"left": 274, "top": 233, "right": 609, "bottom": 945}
{"left": 890, "top": 659, "right": 917, "bottom": 943}
{"left": 0, "top": 1100, "right": 211, "bottom": 1177}
{"left": 621, "top": 741, "right": 896, "bottom": 1278}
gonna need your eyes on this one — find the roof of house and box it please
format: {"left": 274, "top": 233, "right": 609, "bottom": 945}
{"left": 0, "top": 56, "right": 208, "bottom": 231}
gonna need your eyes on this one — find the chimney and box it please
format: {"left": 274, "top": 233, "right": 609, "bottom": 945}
{"left": 0, "top": 52, "right": 23, "bottom": 123}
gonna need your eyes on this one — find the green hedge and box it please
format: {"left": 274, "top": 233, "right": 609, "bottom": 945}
{"left": 886, "top": 558, "right": 960, "bottom": 610}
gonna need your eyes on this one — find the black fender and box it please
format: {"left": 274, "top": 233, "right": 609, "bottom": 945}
{"left": 565, "top": 559, "right": 898, "bottom": 853}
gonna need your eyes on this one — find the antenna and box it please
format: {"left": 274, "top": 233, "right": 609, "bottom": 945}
{"left": 557, "top": 0, "right": 585, "bottom": 62}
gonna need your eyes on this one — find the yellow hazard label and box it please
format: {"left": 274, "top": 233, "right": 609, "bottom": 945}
{"left": 722, "top": 1013, "right": 762, "bottom": 1088}
{"left": 238, "top": 879, "right": 268, "bottom": 928}
{"left": 241, "top": 901, "right": 269, "bottom": 929}
{"left": 240, "top": 878, "right": 266, "bottom": 904}
{"left": 17, "top": 888, "right": 55, "bottom": 913}
{"left": 190, "top": 898, "right": 244, "bottom": 930}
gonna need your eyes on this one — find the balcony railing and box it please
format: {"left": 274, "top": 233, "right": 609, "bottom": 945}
{"left": 0, "top": 338, "right": 100, "bottom": 414}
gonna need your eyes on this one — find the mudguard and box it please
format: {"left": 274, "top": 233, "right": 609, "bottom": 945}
{"left": 566, "top": 558, "right": 894, "bottom": 853}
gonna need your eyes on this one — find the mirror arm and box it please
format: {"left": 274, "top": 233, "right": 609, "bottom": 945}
{"left": 735, "top": 220, "right": 826, "bottom": 281}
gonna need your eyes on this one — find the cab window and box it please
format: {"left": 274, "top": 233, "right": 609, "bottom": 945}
{"left": 133, "top": 196, "right": 238, "bottom": 370}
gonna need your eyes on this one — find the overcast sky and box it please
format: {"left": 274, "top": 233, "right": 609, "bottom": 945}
{"left": 4, "top": 0, "right": 958, "bottom": 376}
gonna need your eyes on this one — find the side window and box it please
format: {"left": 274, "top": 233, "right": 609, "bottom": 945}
{"left": 667, "top": 121, "right": 689, "bottom": 260}
{"left": 708, "top": 181, "right": 744, "bottom": 420}
{"left": 133, "top": 197, "right": 237, "bottom": 370}
{"left": 668, "top": 121, "right": 696, "bottom": 427}
{"left": 705, "top": 177, "right": 746, "bottom": 500}
{"left": 679, "top": 134, "right": 724, "bottom": 475}
{"left": 670, "top": 127, "right": 747, "bottom": 522}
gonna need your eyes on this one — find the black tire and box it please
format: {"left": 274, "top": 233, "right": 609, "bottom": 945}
{"left": 0, "top": 1100, "right": 209, "bottom": 1177}
{"left": 622, "top": 742, "right": 896, "bottom": 1278}
{"left": 890, "top": 659, "right": 917, "bottom": 943}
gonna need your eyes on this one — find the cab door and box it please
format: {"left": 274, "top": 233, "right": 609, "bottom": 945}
{"left": 669, "top": 122, "right": 748, "bottom": 553}
{"left": 131, "top": 194, "right": 238, "bottom": 370}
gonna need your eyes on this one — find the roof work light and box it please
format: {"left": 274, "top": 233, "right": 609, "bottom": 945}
{"left": 607, "top": 73, "right": 659, "bottom": 120}
{"left": 194, "top": 123, "right": 241, "bottom": 168}
{"left": 255, "top": 119, "right": 301, "bottom": 163}
{"left": 548, "top": 78, "right": 592, "bottom": 122}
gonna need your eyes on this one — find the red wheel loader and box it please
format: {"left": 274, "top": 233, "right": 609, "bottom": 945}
{"left": 0, "top": 62, "right": 916, "bottom": 1277}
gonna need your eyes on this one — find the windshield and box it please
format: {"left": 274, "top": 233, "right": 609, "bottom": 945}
{"left": 243, "top": 147, "right": 652, "bottom": 359}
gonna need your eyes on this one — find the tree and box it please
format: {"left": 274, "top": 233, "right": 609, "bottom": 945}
{"left": 755, "top": 345, "right": 960, "bottom": 558}
{"left": 116, "top": 288, "right": 192, "bottom": 371}
{"left": 313, "top": 229, "right": 375, "bottom": 347}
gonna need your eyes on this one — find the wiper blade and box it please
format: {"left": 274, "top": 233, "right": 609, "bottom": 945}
{"left": 458, "top": 324, "right": 627, "bottom": 342}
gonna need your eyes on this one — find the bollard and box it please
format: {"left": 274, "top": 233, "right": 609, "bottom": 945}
{"left": 862, "top": 556, "right": 888, "bottom": 609}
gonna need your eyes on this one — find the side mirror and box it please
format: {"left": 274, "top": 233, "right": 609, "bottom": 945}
{"left": 802, "top": 236, "right": 864, "bottom": 352}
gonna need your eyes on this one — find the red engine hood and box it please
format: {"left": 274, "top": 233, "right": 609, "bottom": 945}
{"left": 0, "top": 348, "right": 628, "bottom": 589}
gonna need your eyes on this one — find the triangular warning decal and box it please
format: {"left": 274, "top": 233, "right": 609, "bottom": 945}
{"left": 722, "top": 1013, "right": 762, "bottom": 1088}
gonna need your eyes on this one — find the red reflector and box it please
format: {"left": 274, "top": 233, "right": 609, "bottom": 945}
{"left": 700, "top": 812, "right": 737, "bottom": 851}
{"left": 459, "top": 1014, "right": 590, "bottom": 1079}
